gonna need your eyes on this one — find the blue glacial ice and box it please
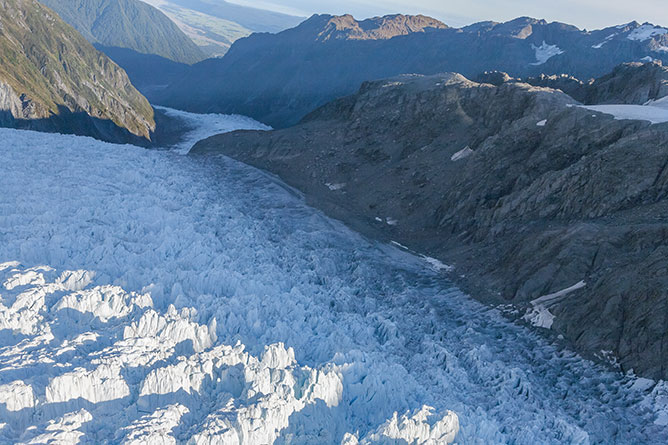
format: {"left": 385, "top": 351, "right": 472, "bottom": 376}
{"left": 0, "top": 109, "right": 667, "bottom": 444}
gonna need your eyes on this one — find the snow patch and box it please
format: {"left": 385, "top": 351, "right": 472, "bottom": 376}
{"left": 420, "top": 255, "right": 454, "bottom": 273}
{"left": 530, "top": 41, "right": 564, "bottom": 65}
{"left": 523, "top": 281, "right": 586, "bottom": 329}
{"left": 451, "top": 146, "right": 473, "bottom": 161}
{"left": 536, "top": 119, "right": 547, "bottom": 127}
{"left": 579, "top": 103, "right": 668, "bottom": 124}
{"left": 593, "top": 33, "right": 617, "bottom": 49}
{"left": 627, "top": 24, "right": 668, "bottom": 41}
{"left": 326, "top": 182, "right": 346, "bottom": 191}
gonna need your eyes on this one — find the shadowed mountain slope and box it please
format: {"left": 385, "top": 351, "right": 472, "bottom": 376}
{"left": 0, "top": 0, "right": 155, "bottom": 143}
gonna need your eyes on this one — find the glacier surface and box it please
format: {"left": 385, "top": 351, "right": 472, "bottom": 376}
{"left": 0, "top": 112, "right": 667, "bottom": 443}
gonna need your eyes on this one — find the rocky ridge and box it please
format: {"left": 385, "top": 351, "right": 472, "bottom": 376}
{"left": 311, "top": 14, "right": 447, "bottom": 41}
{"left": 192, "top": 63, "right": 668, "bottom": 380}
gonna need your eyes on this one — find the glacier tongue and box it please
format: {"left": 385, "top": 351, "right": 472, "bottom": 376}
{"left": 0, "top": 112, "right": 667, "bottom": 443}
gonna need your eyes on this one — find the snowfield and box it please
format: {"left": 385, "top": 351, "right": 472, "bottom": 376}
{"left": 1, "top": 113, "right": 668, "bottom": 443}
{"left": 579, "top": 103, "right": 668, "bottom": 124}
{"left": 529, "top": 41, "right": 564, "bottom": 65}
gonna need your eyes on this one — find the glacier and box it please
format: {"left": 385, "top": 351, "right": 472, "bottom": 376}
{"left": 0, "top": 111, "right": 667, "bottom": 443}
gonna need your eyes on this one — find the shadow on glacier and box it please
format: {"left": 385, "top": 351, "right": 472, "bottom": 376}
{"left": 274, "top": 399, "right": 347, "bottom": 444}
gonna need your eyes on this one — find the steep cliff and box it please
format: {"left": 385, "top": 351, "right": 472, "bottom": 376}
{"left": 0, "top": 0, "right": 155, "bottom": 143}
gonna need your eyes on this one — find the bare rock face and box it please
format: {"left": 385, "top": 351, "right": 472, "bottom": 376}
{"left": 583, "top": 61, "right": 668, "bottom": 104}
{"left": 191, "top": 66, "right": 668, "bottom": 380}
{"left": 0, "top": 0, "right": 155, "bottom": 143}
{"left": 313, "top": 14, "right": 448, "bottom": 41}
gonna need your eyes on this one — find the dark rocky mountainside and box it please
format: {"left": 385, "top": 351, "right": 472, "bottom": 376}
{"left": 158, "top": 14, "right": 668, "bottom": 128}
{"left": 192, "top": 63, "right": 668, "bottom": 380}
{"left": 520, "top": 61, "right": 668, "bottom": 104}
{"left": 0, "top": 0, "right": 155, "bottom": 143}
{"left": 39, "top": 0, "right": 205, "bottom": 64}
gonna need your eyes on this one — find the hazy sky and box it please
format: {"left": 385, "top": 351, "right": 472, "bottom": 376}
{"left": 227, "top": 0, "right": 667, "bottom": 30}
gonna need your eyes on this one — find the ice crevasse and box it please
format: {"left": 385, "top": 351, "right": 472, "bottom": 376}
{"left": 0, "top": 263, "right": 458, "bottom": 444}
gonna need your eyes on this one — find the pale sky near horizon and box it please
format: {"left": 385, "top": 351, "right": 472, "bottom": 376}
{"left": 227, "top": 0, "right": 666, "bottom": 30}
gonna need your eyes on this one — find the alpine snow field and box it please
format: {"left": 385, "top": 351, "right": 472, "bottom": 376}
{"left": 0, "top": 112, "right": 667, "bottom": 444}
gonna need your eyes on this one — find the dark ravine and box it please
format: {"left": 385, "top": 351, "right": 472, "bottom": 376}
{"left": 0, "top": 0, "right": 156, "bottom": 144}
{"left": 159, "top": 14, "right": 668, "bottom": 128}
{"left": 191, "top": 63, "right": 668, "bottom": 380}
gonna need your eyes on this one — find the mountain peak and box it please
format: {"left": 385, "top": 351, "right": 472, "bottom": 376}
{"left": 302, "top": 13, "right": 447, "bottom": 42}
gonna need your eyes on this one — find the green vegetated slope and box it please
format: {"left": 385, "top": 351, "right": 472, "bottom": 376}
{"left": 141, "top": 0, "right": 303, "bottom": 57}
{"left": 0, "top": 0, "right": 155, "bottom": 141}
{"left": 39, "top": 0, "right": 205, "bottom": 63}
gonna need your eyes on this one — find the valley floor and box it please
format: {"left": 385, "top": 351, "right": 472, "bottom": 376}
{"left": 0, "top": 111, "right": 667, "bottom": 443}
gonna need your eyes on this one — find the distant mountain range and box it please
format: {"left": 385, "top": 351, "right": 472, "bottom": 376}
{"left": 39, "top": 0, "right": 206, "bottom": 64}
{"left": 0, "top": 0, "right": 155, "bottom": 143}
{"left": 156, "top": 14, "right": 668, "bottom": 128}
{"left": 139, "top": 0, "right": 304, "bottom": 57}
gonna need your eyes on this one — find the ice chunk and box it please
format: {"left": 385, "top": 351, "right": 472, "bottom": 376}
{"left": 0, "top": 381, "right": 35, "bottom": 411}
{"left": 18, "top": 410, "right": 92, "bottom": 445}
{"left": 359, "top": 406, "right": 459, "bottom": 444}
{"left": 119, "top": 404, "right": 189, "bottom": 445}
{"left": 46, "top": 365, "right": 130, "bottom": 404}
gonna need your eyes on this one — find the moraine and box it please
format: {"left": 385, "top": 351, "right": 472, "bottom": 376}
{"left": 0, "top": 109, "right": 666, "bottom": 444}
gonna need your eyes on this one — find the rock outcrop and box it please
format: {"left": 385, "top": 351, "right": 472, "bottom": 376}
{"left": 0, "top": 0, "right": 155, "bottom": 143}
{"left": 191, "top": 65, "right": 668, "bottom": 380}
{"left": 519, "top": 61, "right": 668, "bottom": 105}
